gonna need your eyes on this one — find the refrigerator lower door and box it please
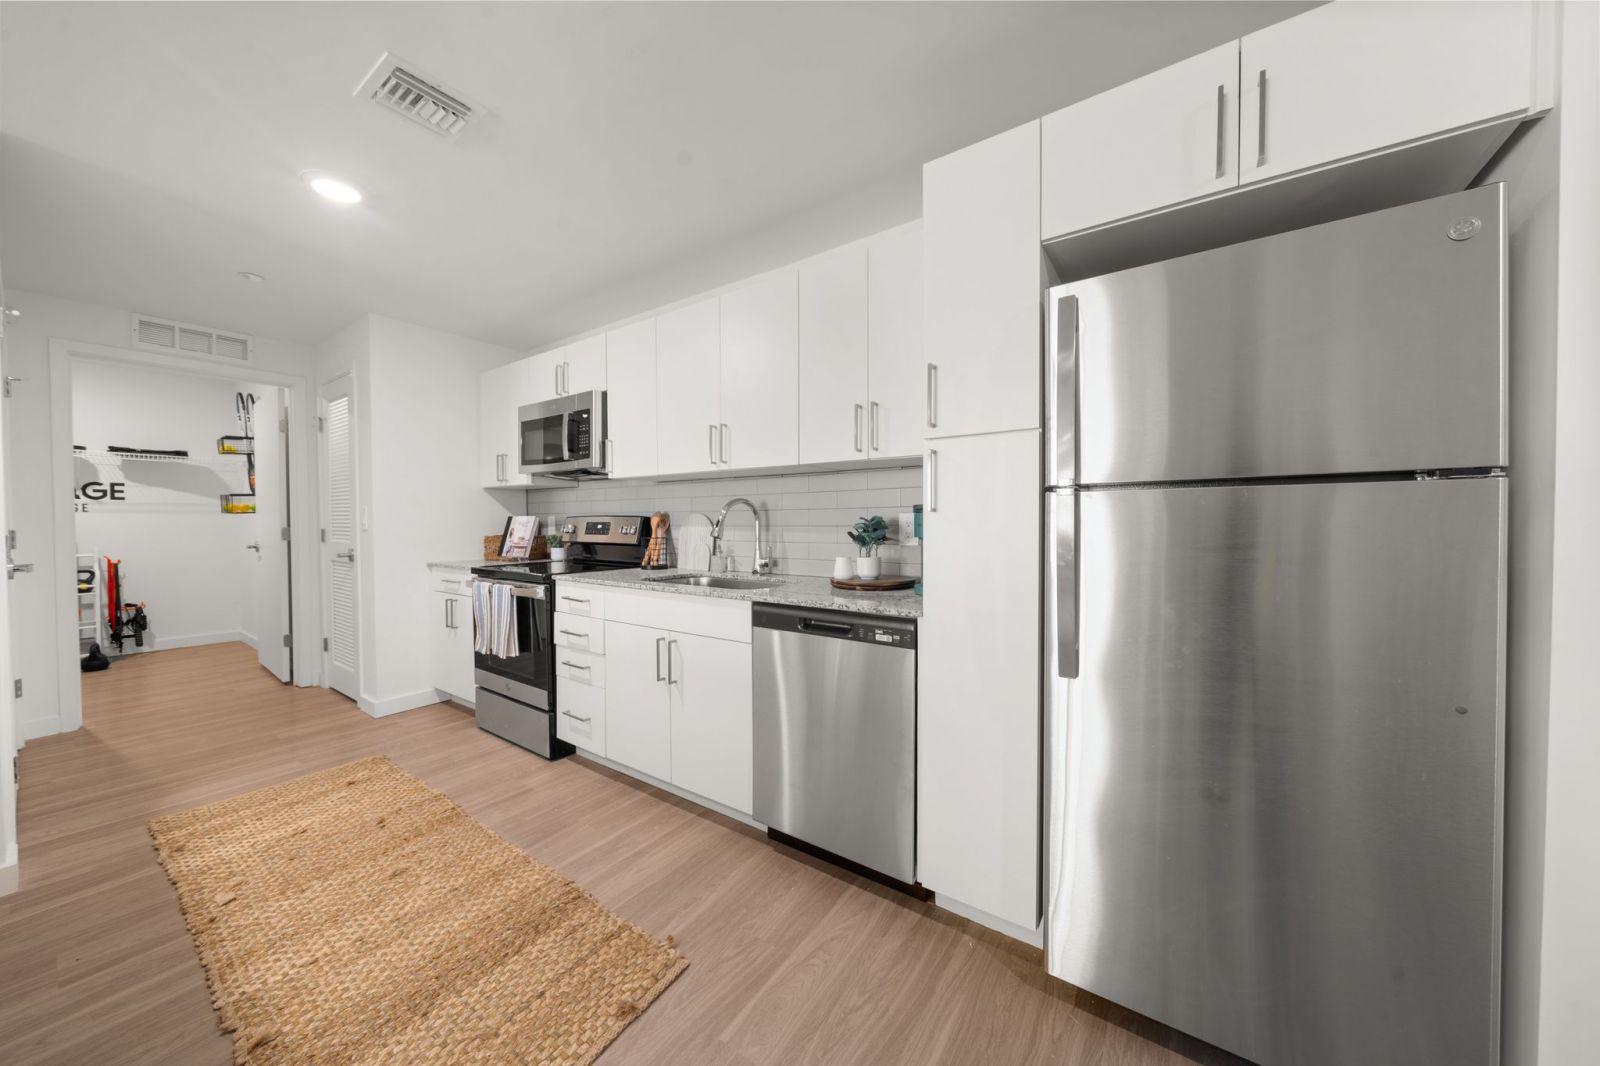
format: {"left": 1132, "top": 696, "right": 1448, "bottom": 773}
{"left": 1047, "top": 477, "right": 1505, "bottom": 1066}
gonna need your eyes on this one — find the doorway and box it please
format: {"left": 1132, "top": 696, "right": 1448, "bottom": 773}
{"left": 68, "top": 360, "right": 295, "bottom": 684}
{"left": 318, "top": 372, "right": 359, "bottom": 701}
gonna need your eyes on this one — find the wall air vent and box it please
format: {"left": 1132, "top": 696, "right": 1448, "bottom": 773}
{"left": 132, "top": 314, "right": 252, "bottom": 362}
{"left": 354, "top": 52, "right": 476, "bottom": 137}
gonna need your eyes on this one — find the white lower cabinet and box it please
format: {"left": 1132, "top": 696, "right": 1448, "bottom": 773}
{"left": 601, "top": 591, "right": 754, "bottom": 815}
{"left": 429, "top": 588, "right": 475, "bottom": 703}
{"left": 918, "top": 429, "right": 1041, "bottom": 928}
{"left": 556, "top": 673, "right": 607, "bottom": 755}
{"left": 665, "top": 631, "right": 753, "bottom": 815}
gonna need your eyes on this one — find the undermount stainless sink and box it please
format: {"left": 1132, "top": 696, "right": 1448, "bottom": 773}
{"left": 647, "top": 574, "right": 782, "bottom": 591}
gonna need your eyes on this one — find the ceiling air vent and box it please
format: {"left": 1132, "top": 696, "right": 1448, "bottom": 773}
{"left": 354, "top": 52, "right": 476, "bottom": 137}
{"left": 132, "top": 314, "right": 253, "bottom": 362}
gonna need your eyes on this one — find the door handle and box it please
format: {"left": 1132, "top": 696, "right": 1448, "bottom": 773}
{"left": 1054, "top": 492, "right": 1079, "bottom": 679}
{"left": 1215, "top": 83, "right": 1226, "bottom": 179}
{"left": 926, "top": 364, "right": 938, "bottom": 428}
{"left": 334, "top": 549, "right": 355, "bottom": 562}
{"left": 6, "top": 562, "right": 33, "bottom": 579}
{"left": 927, "top": 450, "right": 938, "bottom": 513}
{"left": 870, "top": 401, "right": 880, "bottom": 451}
{"left": 709, "top": 424, "right": 718, "bottom": 465}
{"left": 244, "top": 542, "right": 262, "bottom": 553}
{"left": 656, "top": 636, "right": 666, "bottom": 682}
{"left": 854, "top": 403, "right": 864, "bottom": 453}
{"left": 1256, "top": 69, "right": 1268, "bottom": 167}
{"left": 720, "top": 424, "right": 729, "bottom": 465}
{"left": 667, "top": 639, "right": 677, "bottom": 685}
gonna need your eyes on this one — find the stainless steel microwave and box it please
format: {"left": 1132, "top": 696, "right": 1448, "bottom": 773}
{"left": 518, "top": 390, "right": 609, "bottom": 478}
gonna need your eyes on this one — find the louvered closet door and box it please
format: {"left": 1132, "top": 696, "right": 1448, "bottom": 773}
{"left": 319, "top": 375, "right": 359, "bottom": 700}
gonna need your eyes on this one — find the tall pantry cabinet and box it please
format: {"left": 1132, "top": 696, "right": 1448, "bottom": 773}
{"left": 917, "top": 120, "right": 1044, "bottom": 932}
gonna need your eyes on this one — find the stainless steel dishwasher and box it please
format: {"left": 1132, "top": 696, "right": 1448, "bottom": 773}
{"left": 753, "top": 604, "right": 917, "bottom": 887}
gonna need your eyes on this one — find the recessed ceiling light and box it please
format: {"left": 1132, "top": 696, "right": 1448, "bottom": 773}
{"left": 237, "top": 271, "right": 264, "bottom": 282}
{"left": 303, "top": 173, "right": 363, "bottom": 205}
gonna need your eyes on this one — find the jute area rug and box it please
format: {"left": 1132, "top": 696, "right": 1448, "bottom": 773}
{"left": 149, "top": 756, "right": 687, "bottom": 1065}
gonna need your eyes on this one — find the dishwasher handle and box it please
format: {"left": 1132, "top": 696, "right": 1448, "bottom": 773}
{"left": 798, "top": 619, "right": 853, "bottom": 637}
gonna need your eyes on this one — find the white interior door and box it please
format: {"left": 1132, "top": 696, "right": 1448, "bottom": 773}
{"left": 319, "top": 375, "right": 359, "bottom": 700}
{"left": 0, "top": 278, "right": 19, "bottom": 891}
{"left": 251, "top": 386, "right": 291, "bottom": 682}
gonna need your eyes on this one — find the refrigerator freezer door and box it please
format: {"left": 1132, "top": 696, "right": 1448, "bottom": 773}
{"left": 1047, "top": 477, "right": 1505, "bottom": 1066}
{"left": 1059, "top": 184, "right": 1506, "bottom": 486}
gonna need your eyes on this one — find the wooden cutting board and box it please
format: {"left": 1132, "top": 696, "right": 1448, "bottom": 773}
{"left": 829, "top": 575, "right": 917, "bottom": 592}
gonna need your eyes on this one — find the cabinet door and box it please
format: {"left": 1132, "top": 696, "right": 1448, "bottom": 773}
{"left": 798, "top": 247, "right": 869, "bottom": 465}
{"left": 867, "top": 224, "right": 924, "bottom": 459}
{"left": 563, "top": 334, "right": 607, "bottom": 395}
{"left": 923, "top": 121, "right": 1041, "bottom": 440}
{"left": 605, "top": 319, "right": 657, "bottom": 479}
{"left": 526, "top": 347, "right": 565, "bottom": 404}
{"left": 1240, "top": 1, "right": 1535, "bottom": 184}
{"left": 918, "top": 429, "right": 1041, "bottom": 927}
{"left": 655, "top": 297, "right": 722, "bottom": 476}
{"left": 668, "top": 631, "right": 753, "bottom": 815}
{"left": 604, "top": 621, "right": 672, "bottom": 781}
{"left": 1042, "top": 41, "right": 1239, "bottom": 239}
{"left": 478, "top": 359, "right": 531, "bottom": 487}
{"left": 430, "top": 592, "right": 474, "bottom": 701}
{"left": 720, "top": 269, "right": 799, "bottom": 469}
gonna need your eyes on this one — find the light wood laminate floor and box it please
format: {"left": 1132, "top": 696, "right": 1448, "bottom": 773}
{"left": 0, "top": 643, "right": 1249, "bottom": 1065}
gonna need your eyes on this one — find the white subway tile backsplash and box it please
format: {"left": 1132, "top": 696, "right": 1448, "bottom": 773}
{"left": 524, "top": 464, "right": 922, "bottom": 576}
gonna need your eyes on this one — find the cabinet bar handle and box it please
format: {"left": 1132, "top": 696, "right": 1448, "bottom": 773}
{"left": 667, "top": 639, "right": 677, "bottom": 685}
{"left": 720, "top": 424, "right": 730, "bottom": 464}
{"left": 709, "top": 424, "right": 718, "bottom": 464}
{"left": 1256, "top": 69, "right": 1267, "bottom": 167}
{"left": 444, "top": 598, "right": 452, "bottom": 629}
{"left": 870, "top": 401, "right": 880, "bottom": 451}
{"left": 560, "top": 660, "right": 591, "bottom": 671}
{"left": 926, "top": 364, "right": 938, "bottom": 428}
{"left": 558, "top": 629, "right": 584, "bottom": 638}
{"left": 928, "top": 449, "right": 938, "bottom": 512}
{"left": 854, "top": 403, "right": 864, "bottom": 452}
{"left": 1215, "top": 83, "right": 1226, "bottom": 179}
{"left": 560, "top": 595, "right": 589, "bottom": 605}
{"left": 655, "top": 636, "right": 666, "bottom": 681}
{"left": 560, "top": 710, "right": 591, "bottom": 724}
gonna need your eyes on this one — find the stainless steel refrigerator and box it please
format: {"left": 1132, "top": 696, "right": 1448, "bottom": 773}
{"left": 1045, "top": 185, "right": 1507, "bottom": 1066}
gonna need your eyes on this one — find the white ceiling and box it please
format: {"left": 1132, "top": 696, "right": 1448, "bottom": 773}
{"left": 0, "top": 1, "right": 1313, "bottom": 351}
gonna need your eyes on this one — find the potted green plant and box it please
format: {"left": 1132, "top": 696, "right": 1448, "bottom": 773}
{"left": 846, "top": 515, "right": 889, "bottom": 579}
{"left": 546, "top": 532, "right": 567, "bottom": 562}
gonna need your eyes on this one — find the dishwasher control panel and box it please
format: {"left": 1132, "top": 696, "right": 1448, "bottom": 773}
{"left": 752, "top": 604, "right": 916, "bottom": 649}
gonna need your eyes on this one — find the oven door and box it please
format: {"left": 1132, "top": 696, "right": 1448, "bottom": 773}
{"left": 518, "top": 390, "right": 607, "bottom": 476}
{"left": 473, "top": 580, "right": 552, "bottom": 708}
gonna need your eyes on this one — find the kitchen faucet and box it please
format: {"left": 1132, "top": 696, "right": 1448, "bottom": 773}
{"left": 708, "top": 497, "right": 772, "bottom": 575}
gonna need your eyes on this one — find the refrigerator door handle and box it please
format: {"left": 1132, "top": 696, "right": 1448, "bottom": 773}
{"left": 1049, "top": 294, "right": 1079, "bottom": 487}
{"left": 1054, "top": 491, "right": 1078, "bottom": 679}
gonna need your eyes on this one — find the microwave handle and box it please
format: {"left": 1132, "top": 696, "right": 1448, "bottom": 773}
{"left": 560, "top": 411, "right": 571, "bottom": 461}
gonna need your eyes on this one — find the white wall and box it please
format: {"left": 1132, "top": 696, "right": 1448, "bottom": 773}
{"left": 70, "top": 361, "right": 265, "bottom": 651}
{"left": 1, "top": 289, "right": 318, "bottom": 741}
{"left": 317, "top": 313, "right": 518, "bottom": 716}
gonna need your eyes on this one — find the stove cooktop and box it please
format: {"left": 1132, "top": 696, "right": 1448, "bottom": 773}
{"left": 471, "top": 559, "right": 636, "bottom": 583}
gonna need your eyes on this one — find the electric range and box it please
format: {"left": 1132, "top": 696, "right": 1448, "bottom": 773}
{"left": 470, "top": 514, "right": 651, "bottom": 758}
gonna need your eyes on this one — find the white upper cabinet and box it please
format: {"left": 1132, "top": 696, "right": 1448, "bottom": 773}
{"left": 526, "top": 347, "right": 564, "bottom": 405}
{"left": 719, "top": 270, "right": 800, "bottom": 470}
{"left": 1241, "top": 1, "right": 1537, "bottom": 184}
{"left": 655, "top": 297, "right": 722, "bottom": 476}
{"left": 478, "top": 357, "right": 532, "bottom": 487}
{"left": 799, "top": 246, "right": 870, "bottom": 465}
{"left": 605, "top": 318, "right": 658, "bottom": 479}
{"left": 1042, "top": 41, "right": 1240, "bottom": 240}
{"left": 563, "top": 334, "right": 607, "bottom": 395}
{"left": 923, "top": 120, "right": 1042, "bottom": 440}
{"left": 866, "top": 224, "right": 924, "bottom": 459}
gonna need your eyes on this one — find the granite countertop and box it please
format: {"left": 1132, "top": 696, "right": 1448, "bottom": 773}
{"left": 555, "top": 568, "right": 923, "bottom": 620}
{"left": 426, "top": 560, "right": 485, "bottom": 572}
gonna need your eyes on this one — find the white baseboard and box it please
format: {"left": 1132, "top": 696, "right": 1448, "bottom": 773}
{"left": 571, "top": 749, "right": 764, "bottom": 830}
{"left": 0, "top": 843, "right": 18, "bottom": 896}
{"left": 20, "top": 715, "right": 62, "bottom": 742}
{"left": 932, "top": 892, "right": 1045, "bottom": 947}
{"left": 358, "top": 689, "right": 445, "bottom": 718}
{"left": 114, "top": 630, "right": 248, "bottom": 654}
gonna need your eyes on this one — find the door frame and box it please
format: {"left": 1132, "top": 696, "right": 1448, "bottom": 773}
{"left": 45, "top": 338, "right": 321, "bottom": 735}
